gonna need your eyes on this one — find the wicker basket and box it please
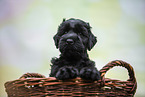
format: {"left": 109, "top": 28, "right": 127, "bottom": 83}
{"left": 5, "top": 60, "right": 137, "bottom": 97}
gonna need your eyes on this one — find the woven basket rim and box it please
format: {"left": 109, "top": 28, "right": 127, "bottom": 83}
{"left": 4, "top": 60, "right": 137, "bottom": 96}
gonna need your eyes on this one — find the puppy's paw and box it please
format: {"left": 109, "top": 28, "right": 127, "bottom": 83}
{"left": 80, "top": 67, "right": 100, "bottom": 81}
{"left": 56, "top": 66, "right": 78, "bottom": 80}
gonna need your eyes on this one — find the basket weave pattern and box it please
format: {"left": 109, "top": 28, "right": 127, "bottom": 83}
{"left": 5, "top": 60, "right": 137, "bottom": 97}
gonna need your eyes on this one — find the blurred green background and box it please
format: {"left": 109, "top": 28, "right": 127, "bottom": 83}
{"left": 0, "top": 0, "right": 145, "bottom": 96}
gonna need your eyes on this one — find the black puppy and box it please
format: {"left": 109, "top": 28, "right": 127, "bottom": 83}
{"left": 50, "top": 18, "right": 100, "bottom": 81}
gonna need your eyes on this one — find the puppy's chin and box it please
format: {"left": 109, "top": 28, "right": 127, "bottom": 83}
{"left": 59, "top": 45, "right": 84, "bottom": 60}
{"left": 62, "top": 50, "right": 82, "bottom": 59}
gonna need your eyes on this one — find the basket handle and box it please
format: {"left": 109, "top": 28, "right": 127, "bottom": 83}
{"left": 19, "top": 73, "right": 45, "bottom": 79}
{"left": 99, "top": 60, "right": 136, "bottom": 84}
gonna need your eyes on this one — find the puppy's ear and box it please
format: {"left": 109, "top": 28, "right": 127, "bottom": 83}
{"left": 53, "top": 19, "right": 66, "bottom": 49}
{"left": 53, "top": 34, "right": 59, "bottom": 49}
{"left": 63, "top": 18, "right": 66, "bottom": 22}
{"left": 88, "top": 33, "right": 97, "bottom": 51}
{"left": 87, "top": 23, "right": 97, "bottom": 51}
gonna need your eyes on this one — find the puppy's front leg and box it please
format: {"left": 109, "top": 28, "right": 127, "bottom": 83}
{"left": 80, "top": 67, "right": 100, "bottom": 81}
{"left": 55, "top": 66, "right": 79, "bottom": 80}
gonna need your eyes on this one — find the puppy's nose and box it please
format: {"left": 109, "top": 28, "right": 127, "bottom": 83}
{"left": 66, "top": 39, "right": 74, "bottom": 44}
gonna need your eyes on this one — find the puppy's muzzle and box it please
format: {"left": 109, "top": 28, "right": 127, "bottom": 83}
{"left": 62, "top": 31, "right": 78, "bottom": 45}
{"left": 66, "top": 39, "right": 74, "bottom": 44}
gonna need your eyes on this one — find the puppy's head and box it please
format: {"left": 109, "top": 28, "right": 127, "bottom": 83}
{"left": 54, "top": 18, "right": 97, "bottom": 55}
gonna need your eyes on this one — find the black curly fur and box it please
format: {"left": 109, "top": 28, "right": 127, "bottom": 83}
{"left": 50, "top": 18, "right": 100, "bottom": 81}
